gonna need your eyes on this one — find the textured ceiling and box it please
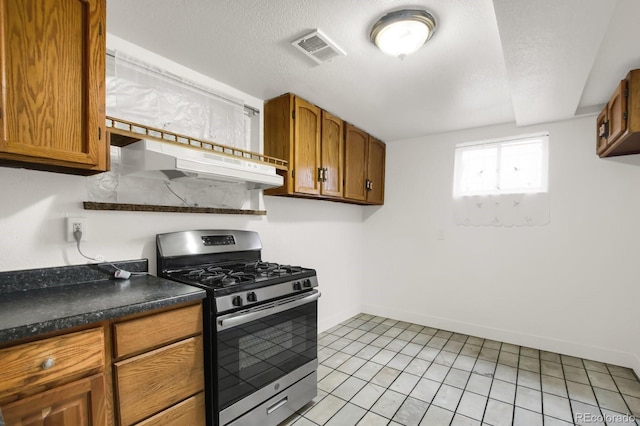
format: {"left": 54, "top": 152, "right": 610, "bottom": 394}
{"left": 106, "top": 0, "right": 640, "bottom": 142}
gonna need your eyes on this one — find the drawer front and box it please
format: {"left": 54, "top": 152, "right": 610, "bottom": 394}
{"left": 113, "top": 303, "right": 202, "bottom": 358}
{"left": 115, "top": 335, "right": 204, "bottom": 426}
{"left": 135, "top": 392, "right": 205, "bottom": 426}
{"left": 0, "top": 328, "right": 105, "bottom": 399}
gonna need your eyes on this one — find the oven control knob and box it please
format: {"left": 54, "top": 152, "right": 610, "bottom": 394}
{"left": 246, "top": 292, "right": 257, "bottom": 302}
{"left": 303, "top": 279, "right": 312, "bottom": 288}
{"left": 232, "top": 296, "right": 243, "bottom": 307}
{"left": 293, "top": 281, "right": 301, "bottom": 291}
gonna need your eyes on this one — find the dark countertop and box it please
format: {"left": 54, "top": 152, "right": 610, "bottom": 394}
{"left": 0, "top": 259, "right": 206, "bottom": 344}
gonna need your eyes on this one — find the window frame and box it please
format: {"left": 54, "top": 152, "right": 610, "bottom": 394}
{"left": 452, "top": 132, "right": 549, "bottom": 198}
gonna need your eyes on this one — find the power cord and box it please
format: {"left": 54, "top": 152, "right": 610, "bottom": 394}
{"left": 73, "top": 229, "right": 146, "bottom": 279}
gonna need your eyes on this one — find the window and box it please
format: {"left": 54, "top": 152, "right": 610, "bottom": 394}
{"left": 453, "top": 133, "right": 548, "bottom": 197}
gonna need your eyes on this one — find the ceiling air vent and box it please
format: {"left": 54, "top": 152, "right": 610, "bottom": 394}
{"left": 292, "top": 30, "right": 346, "bottom": 64}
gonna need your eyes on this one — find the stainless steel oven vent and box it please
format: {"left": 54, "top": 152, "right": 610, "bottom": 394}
{"left": 292, "top": 30, "right": 346, "bottom": 64}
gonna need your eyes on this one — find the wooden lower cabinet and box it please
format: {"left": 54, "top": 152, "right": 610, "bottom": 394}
{"left": 136, "top": 392, "right": 205, "bottom": 426}
{"left": 0, "top": 302, "right": 205, "bottom": 426}
{"left": 114, "top": 336, "right": 204, "bottom": 425}
{"left": 111, "top": 303, "right": 205, "bottom": 426}
{"left": 1, "top": 374, "right": 107, "bottom": 426}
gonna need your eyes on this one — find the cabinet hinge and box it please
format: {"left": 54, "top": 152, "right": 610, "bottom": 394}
{"left": 624, "top": 111, "right": 628, "bottom": 120}
{"left": 98, "top": 127, "right": 102, "bottom": 140}
{"left": 625, "top": 87, "right": 629, "bottom": 97}
{"left": 292, "top": 110, "right": 295, "bottom": 120}
{"left": 291, "top": 170, "right": 295, "bottom": 178}
{"left": 99, "top": 22, "right": 103, "bottom": 36}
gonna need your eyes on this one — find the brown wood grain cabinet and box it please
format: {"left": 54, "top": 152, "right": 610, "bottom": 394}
{"left": 0, "top": 328, "right": 108, "bottom": 426}
{"left": 597, "top": 69, "right": 640, "bottom": 157}
{"left": 264, "top": 93, "right": 324, "bottom": 197}
{"left": 0, "top": 0, "right": 108, "bottom": 174}
{"left": 1, "top": 374, "right": 107, "bottom": 426}
{"left": 344, "top": 124, "right": 386, "bottom": 205}
{"left": 0, "top": 302, "right": 205, "bottom": 426}
{"left": 264, "top": 93, "right": 384, "bottom": 205}
{"left": 112, "top": 303, "right": 205, "bottom": 426}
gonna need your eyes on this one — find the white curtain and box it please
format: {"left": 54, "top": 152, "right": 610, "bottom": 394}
{"left": 453, "top": 192, "right": 549, "bottom": 226}
{"left": 107, "top": 51, "right": 247, "bottom": 150}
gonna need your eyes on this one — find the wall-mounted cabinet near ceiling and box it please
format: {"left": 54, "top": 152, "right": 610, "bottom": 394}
{"left": 264, "top": 93, "right": 385, "bottom": 205}
{"left": 597, "top": 69, "right": 640, "bottom": 157}
{"left": 344, "top": 124, "right": 385, "bottom": 205}
{"left": 0, "top": 0, "right": 108, "bottom": 175}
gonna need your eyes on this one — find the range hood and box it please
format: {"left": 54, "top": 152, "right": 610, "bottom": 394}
{"left": 119, "top": 139, "right": 283, "bottom": 190}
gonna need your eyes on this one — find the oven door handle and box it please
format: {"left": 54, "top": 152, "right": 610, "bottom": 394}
{"left": 217, "top": 291, "right": 320, "bottom": 331}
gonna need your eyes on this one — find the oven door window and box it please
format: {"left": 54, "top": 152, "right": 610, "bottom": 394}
{"left": 216, "top": 299, "right": 317, "bottom": 410}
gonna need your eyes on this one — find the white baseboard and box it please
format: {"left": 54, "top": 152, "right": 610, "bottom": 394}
{"left": 362, "top": 303, "right": 640, "bottom": 375}
{"left": 632, "top": 354, "right": 640, "bottom": 379}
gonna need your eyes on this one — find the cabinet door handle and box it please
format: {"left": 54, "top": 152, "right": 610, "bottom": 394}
{"left": 599, "top": 121, "right": 609, "bottom": 138}
{"left": 41, "top": 357, "right": 55, "bottom": 370}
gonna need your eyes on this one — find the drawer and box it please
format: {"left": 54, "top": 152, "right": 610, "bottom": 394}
{"left": 113, "top": 303, "right": 202, "bottom": 358}
{"left": 0, "top": 328, "right": 104, "bottom": 399}
{"left": 114, "top": 335, "right": 204, "bottom": 426}
{"left": 136, "top": 392, "right": 205, "bottom": 426}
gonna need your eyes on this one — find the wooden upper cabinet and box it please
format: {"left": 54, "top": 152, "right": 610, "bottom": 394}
{"left": 344, "top": 124, "right": 368, "bottom": 202}
{"left": 367, "top": 137, "right": 386, "bottom": 205}
{"left": 0, "top": 0, "right": 108, "bottom": 174}
{"left": 293, "top": 97, "right": 321, "bottom": 195}
{"left": 264, "top": 93, "right": 384, "bottom": 204}
{"left": 264, "top": 93, "right": 344, "bottom": 199}
{"left": 598, "top": 69, "right": 640, "bottom": 157}
{"left": 320, "top": 111, "right": 344, "bottom": 198}
{"left": 607, "top": 80, "right": 628, "bottom": 145}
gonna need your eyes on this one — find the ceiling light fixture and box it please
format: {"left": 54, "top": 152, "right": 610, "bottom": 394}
{"left": 370, "top": 9, "right": 437, "bottom": 59}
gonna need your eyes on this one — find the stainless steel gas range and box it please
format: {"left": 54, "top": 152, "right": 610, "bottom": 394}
{"left": 156, "top": 230, "right": 320, "bottom": 426}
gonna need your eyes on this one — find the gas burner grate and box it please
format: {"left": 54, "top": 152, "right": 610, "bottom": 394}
{"left": 243, "top": 262, "right": 304, "bottom": 277}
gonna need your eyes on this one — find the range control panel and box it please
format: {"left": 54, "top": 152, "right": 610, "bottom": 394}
{"left": 202, "top": 235, "right": 236, "bottom": 246}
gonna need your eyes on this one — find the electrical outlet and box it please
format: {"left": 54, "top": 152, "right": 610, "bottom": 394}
{"left": 66, "top": 217, "right": 87, "bottom": 242}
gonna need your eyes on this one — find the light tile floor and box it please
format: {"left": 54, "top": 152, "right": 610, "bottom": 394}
{"left": 282, "top": 314, "right": 640, "bottom": 426}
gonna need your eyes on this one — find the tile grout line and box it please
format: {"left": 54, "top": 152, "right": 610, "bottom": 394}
{"left": 312, "top": 315, "right": 640, "bottom": 426}
{"left": 604, "top": 362, "right": 638, "bottom": 421}
{"left": 316, "top": 317, "right": 426, "bottom": 424}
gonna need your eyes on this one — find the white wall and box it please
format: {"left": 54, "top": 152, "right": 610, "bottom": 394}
{"left": 0, "top": 166, "right": 364, "bottom": 332}
{"left": 362, "top": 115, "right": 640, "bottom": 375}
{"left": 0, "top": 34, "right": 364, "bottom": 334}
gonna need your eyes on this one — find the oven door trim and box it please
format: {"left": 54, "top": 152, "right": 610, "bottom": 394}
{"left": 216, "top": 290, "right": 320, "bottom": 331}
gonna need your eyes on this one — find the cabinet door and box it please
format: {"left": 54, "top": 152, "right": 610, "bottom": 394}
{"left": 0, "top": 0, "right": 107, "bottom": 173}
{"left": 293, "top": 98, "right": 321, "bottom": 195}
{"left": 596, "top": 105, "right": 608, "bottom": 155}
{"left": 366, "top": 137, "right": 386, "bottom": 205}
{"left": 320, "top": 111, "right": 344, "bottom": 197}
{"left": 344, "top": 124, "right": 368, "bottom": 201}
{"left": 1, "top": 374, "right": 106, "bottom": 426}
{"left": 607, "top": 79, "right": 628, "bottom": 145}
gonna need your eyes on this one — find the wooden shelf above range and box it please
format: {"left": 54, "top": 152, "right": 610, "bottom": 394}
{"left": 83, "top": 202, "right": 267, "bottom": 216}
{"left": 105, "top": 116, "right": 288, "bottom": 170}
